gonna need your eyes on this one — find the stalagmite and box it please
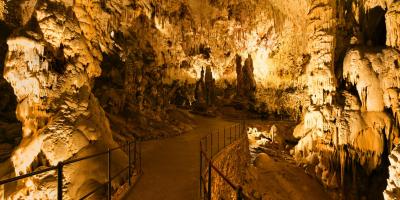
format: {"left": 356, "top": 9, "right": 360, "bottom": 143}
{"left": 1, "top": 0, "right": 400, "bottom": 199}
{"left": 236, "top": 54, "right": 243, "bottom": 97}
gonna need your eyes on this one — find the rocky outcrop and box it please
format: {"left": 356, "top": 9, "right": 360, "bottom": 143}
{"left": 4, "top": 36, "right": 127, "bottom": 200}
{"left": 383, "top": 2, "right": 400, "bottom": 199}
{"left": 294, "top": 47, "right": 400, "bottom": 193}
{"left": 385, "top": 145, "right": 400, "bottom": 199}
{"left": 386, "top": 2, "right": 400, "bottom": 51}
{"left": 292, "top": 1, "right": 400, "bottom": 198}
{"left": 1, "top": 0, "right": 131, "bottom": 198}
{"left": 306, "top": 0, "right": 337, "bottom": 106}
{"left": 0, "top": 1, "right": 4, "bottom": 21}
{"left": 292, "top": 0, "right": 338, "bottom": 187}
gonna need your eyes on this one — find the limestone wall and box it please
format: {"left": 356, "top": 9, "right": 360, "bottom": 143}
{"left": 209, "top": 137, "right": 250, "bottom": 200}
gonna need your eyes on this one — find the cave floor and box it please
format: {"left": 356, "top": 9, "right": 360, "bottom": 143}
{"left": 123, "top": 114, "right": 236, "bottom": 200}
{"left": 244, "top": 120, "right": 332, "bottom": 200}
{"left": 123, "top": 114, "right": 330, "bottom": 200}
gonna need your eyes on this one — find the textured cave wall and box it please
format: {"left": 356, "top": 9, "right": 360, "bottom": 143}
{"left": 384, "top": 2, "right": 400, "bottom": 199}
{"left": 385, "top": 145, "right": 400, "bottom": 199}
{"left": 0, "top": 5, "right": 21, "bottom": 187}
{"left": 293, "top": 0, "right": 343, "bottom": 189}
{"left": 289, "top": 0, "right": 400, "bottom": 199}
{"left": 0, "top": 0, "right": 400, "bottom": 199}
{"left": 0, "top": 0, "right": 312, "bottom": 197}
{"left": 88, "top": 0, "right": 313, "bottom": 140}
{"left": 386, "top": 2, "right": 400, "bottom": 51}
{"left": 0, "top": 0, "right": 133, "bottom": 198}
{"left": 162, "top": 0, "right": 311, "bottom": 118}
{"left": 91, "top": 5, "right": 197, "bottom": 140}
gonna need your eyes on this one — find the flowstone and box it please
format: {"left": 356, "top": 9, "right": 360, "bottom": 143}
{"left": 2, "top": 1, "right": 128, "bottom": 197}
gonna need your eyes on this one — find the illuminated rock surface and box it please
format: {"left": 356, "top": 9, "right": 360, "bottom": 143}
{"left": 385, "top": 145, "right": 400, "bottom": 199}
{"left": 0, "top": 0, "right": 400, "bottom": 199}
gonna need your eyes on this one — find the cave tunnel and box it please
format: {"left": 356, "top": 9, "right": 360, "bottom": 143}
{"left": 0, "top": 1, "right": 400, "bottom": 200}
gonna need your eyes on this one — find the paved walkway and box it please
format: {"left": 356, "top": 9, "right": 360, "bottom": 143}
{"left": 123, "top": 114, "right": 235, "bottom": 200}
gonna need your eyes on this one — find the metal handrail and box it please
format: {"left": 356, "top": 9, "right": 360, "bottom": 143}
{"left": 78, "top": 182, "right": 107, "bottom": 200}
{"left": 201, "top": 150, "right": 252, "bottom": 200}
{"left": 200, "top": 120, "right": 254, "bottom": 200}
{"left": 0, "top": 139, "right": 142, "bottom": 200}
{"left": 63, "top": 142, "right": 130, "bottom": 165}
{"left": 0, "top": 165, "right": 58, "bottom": 185}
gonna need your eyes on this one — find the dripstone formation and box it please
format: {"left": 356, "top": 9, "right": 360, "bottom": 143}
{"left": 0, "top": 0, "right": 400, "bottom": 199}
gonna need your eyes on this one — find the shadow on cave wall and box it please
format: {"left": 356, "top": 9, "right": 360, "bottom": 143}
{"left": 364, "top": 6, "right": 387, "bottom": 47}
{"left": 0, "top": 22, "right": 21, "bottom": 170}
{"left": 0, "top": 22, "right": 17, "bottom": 120}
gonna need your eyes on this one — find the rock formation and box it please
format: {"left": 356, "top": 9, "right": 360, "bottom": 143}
{"left": 235, "top": 54, "right": 256, "bottom": 105}
{"left": 205, "top": 66, "right": 215, "bottom": 105}
{"left": 242, "top": 54, "right": 257, "bottom": 101}
{"left": 192, "top": 66, "right": 216, "bottom": 114}
{"left": 3, "top": 20, "right": 128, "bottom": 200}
{"left": 385, "top": 145, "right": 400, "bottom": 199}
{"left": 1, "top": 0, "right": 400, "bottom": 199}
{"left": 194, "top": 67, "right": 206, "bottom": 106}
{"left": 235, "top": 54, "right": 244, "bottom": 97}
{"left": 290, "top": 1, "right": 400, "bottom": 198}
{"left": 0, "top": 0, "right": 133, "bottom": 198}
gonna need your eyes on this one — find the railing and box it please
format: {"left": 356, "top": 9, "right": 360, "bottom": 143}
{"left": 199, "top": 121, "right": 253, "bottom": 200}
{"left": 0, "top": 139, "right": 142, "bottom": 200}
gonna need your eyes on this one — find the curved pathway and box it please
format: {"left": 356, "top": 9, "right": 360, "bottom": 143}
{"left": 123, "top": 114, "right": 235, "bottom": 200}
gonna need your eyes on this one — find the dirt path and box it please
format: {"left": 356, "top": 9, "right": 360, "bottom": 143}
{"left": 123, "top": 114, "right": 235, "bottom": 200}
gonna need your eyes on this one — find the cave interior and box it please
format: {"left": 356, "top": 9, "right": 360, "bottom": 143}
{"left": 0, "top": 0, "right": 400, "bottom": 199}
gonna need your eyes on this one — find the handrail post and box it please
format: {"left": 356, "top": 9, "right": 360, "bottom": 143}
{"left": 207, "top": 161, "right": 212, "bottom": 200}
{"left": 242, "top": 121, "right": 244, "bottom": 137}
{"left": 205, "top": 136, "right": 208, "bottom": 153}
{"left": 107, "top": 148, "right": 111, "bottom": 200}
{"left": 199, "top": 142, "right": 203, "bottom": 198}
{"left": 237, "top": 122, "right": 243, "bottom": 138}
{"left": 233, "top": 124, "right": 237, "bottom": 141}
{"left": 134, "top": 140, "right": 137, "bottom": 170}
{"left": 217, "top": 129, "right": 219, "bottom": 151}
{"left": 230, "top": 127, "right": 232, "bottom": 144}
{"left": 139, "top": 141, "right": 142, "bottom": 173}
{"left": 239, "top": 123, "right": 241, "bottom": 139}
{"left": 210, "top": 132, "right": 213, "bottom": 157}
{"left": 237, "top": 123, "right": 239, "bottom": 140}
{"left": 57, "top": 162, "right": 63, "bottom": 200}
{"left": 223, "top": 128, "right": 226, "bottom": 147}
{"left": 128, "top": 142, "right": 131, "bottom": 185}
{"left": 242, "top": 120, "right": 246, "bottom": 136}
{"left": 236, "top": 186, "right": 243, "bottom": 200}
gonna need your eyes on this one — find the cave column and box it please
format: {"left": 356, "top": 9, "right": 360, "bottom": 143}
{"left": 306, "top": 0, "right": 337, "bottom": 107}
{"left": 293, "top": 0, "right": 339, "bottom": 188}
{"left": 386, "top": 2, "right": 400, "bottom": 125}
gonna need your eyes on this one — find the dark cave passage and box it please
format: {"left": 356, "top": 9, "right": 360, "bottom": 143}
{"left": 365, "top": 6, "right": 387, "bottom": 46}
